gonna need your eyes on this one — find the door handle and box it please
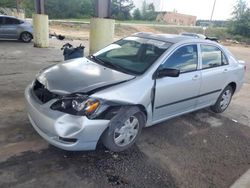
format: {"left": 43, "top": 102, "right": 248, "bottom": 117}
{"left": 192, "top": 75, "right": 199, "bottom": 80}
{"left": 223, "top": 68, "right": 228, "bottom": 73}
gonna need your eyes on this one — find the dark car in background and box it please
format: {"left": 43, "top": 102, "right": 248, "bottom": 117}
{"left": 0, "top": 15, "right": 33, "bottom": 42}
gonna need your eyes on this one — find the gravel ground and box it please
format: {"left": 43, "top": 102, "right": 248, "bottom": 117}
{"left": 0, "top": 39, "right": 249, "bottom": 188}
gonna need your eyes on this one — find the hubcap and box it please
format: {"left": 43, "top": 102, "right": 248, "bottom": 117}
{"left": 114, "top": 116, "right": 139, "bottom": 147}
{"left": 220, "top": 89, "right": 232, "bottom": 110}
{"left": 22, "top": 33, "right": 31, "bottom": 42}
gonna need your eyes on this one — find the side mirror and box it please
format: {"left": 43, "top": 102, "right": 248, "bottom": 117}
{"left": 155, "top": 68, "right": 180, "bottom": 79}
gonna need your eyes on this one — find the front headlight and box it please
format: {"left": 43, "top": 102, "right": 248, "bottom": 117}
{"left": 51, "top": 95, "right": 100, "bottom": 116}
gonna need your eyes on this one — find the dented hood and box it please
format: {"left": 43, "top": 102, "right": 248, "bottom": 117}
{"left": 36, "top": 57, "right": 134, "bottom": 94}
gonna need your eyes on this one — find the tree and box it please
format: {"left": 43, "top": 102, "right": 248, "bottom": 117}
{"left": 228, "top": 0, "right": 250, "bottom": 38}
{"left": 0, "top": 0, "right": 95, "bottom": 19}
{"left": 232, "top": 0, "right": 248, "bottom": 20}
{"left": 146, "top": 3, "right": 157, "bottom": 21}
{"left": 0, "top": 0, "right": 17, "bottom": 8}
{"left": 133, "top": 8, "right": 141, "bottom": 20}
{"left": 141, "top": 0, "right": 147, "bottom": 20}
{"left": 141, "top": 1, "right": 157, "bottom": 21}
{"left": 111, "top": 0, "right": 134, "bottom": 20}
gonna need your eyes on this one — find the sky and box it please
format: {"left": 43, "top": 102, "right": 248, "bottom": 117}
{"left": 133, "top": 0, "right": 250, "bottom": 20}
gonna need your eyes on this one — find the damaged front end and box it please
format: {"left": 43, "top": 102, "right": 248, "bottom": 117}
{"left": 32, "top": 79, "right": 131, "bottom": 121}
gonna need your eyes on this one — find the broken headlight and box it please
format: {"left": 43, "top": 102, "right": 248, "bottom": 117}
{"left": 50, "top": 95, "right": 100, "bottom": 116}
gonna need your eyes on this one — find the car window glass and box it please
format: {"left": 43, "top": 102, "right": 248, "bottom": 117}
{"left": 94, "top": 37, "right": 172, "bottom": 75}
{"left": 4, "top": 17, "right": 20, "bottom": 25}
{"left": 106, "top": 41, "right": 139, "bottom": 57}
{"left": 162, "top": 45, "right": 198, "bottom": 73}
{"left": 0, "top": 17, "right": 4, "bottom": 24}
{"left": 201, "top": 45, "right": 228, "bottom": 69}
{"left": 222, "top": 53, "right": 228, "bottom": 65}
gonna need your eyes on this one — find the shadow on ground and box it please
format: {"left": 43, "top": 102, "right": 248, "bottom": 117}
{"left": 0, "top": 144, "right": 176, "bottom": 188}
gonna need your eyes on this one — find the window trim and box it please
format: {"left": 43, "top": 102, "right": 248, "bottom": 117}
{"left": 159, "top": 43, "right": 199, "bottom": 74}
{"left": 199, "top": 43, "right": 229, "bottom": 70}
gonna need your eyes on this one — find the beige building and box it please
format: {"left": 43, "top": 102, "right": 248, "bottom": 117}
{"left": 156, "top": 11, "right": 197, "bottom": 26}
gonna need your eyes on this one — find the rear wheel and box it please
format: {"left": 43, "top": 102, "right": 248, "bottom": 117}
{"left": 211, "top": 85, "right": 233, "bottom": 113}
{"left": 102, "top": 111, "right": 145, "bottom": 152}
{"left": 20, "top": 32, "right": 32, "bottom": 43}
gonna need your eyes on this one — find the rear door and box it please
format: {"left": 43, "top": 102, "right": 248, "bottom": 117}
{"left": 153, "top": 44, "right": 201, "bottom": 122}
{"left": 1, "top": 17, "right": 20, "bottom": 39}
{"left": 198, "top": 44, "right": 230, "bottom": 108}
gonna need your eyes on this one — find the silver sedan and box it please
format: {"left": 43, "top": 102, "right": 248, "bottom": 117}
{"left": 25, "top": 33, "right": 245, "bottom": 152}
{"left": 0, "top": 15, "right": 33, "bottom": 42}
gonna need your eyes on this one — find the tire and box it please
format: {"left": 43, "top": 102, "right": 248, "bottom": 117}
{"left": 20, "top": 32, "right": 32, "bottom": 43}
{"left": 102, "top": 111, "right": 145, "bottom": 152}
{"left": 211, "top": 85, "right": 233, "bottom": 113}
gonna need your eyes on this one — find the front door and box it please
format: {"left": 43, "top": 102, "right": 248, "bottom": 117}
{"left": 153, "top": 44, "right": 201, "bottom": 122}
{"left": 1, "top": 17, "right": 19, "bottom": 39}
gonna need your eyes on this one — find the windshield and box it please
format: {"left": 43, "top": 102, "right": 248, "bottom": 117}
{"left": 92, "top": 36, "right": 172, "bottom": 75}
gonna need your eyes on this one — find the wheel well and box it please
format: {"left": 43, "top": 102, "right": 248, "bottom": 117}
{"left": 228, "top": 82, "right": 236, "bottom": 94}
{"left": 136, "top": 104, "right": 148, "bottom": 121}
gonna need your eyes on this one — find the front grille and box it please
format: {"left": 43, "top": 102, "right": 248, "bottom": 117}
{"left": 33, "top": 80, "right": 58, "bottom": 103}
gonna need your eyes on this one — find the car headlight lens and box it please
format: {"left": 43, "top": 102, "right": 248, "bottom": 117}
{"left": 51, "top": 96, "right": 100, "bottom": 116}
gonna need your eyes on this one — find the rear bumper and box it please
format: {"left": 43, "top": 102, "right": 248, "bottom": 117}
{"left": 25, "top": 85, "right": 109, "bottom": 151}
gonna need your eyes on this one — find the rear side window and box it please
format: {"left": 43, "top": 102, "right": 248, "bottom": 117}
{"left": 201, "top": 45, "right": 228, "bottom": 69}
{"left": 162, "top": 44, "right": 198, "bottom": 73}
{"left": 4, "top": 17, "right": 20, "bottom": 25}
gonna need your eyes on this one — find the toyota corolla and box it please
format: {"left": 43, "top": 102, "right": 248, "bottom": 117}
{"left": 25, "top": 33, "right": 245, "bottom": 152}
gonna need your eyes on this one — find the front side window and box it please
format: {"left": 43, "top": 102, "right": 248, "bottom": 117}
{"left": 162, "top": 45, "right": 198, "bottom": 73}
{"left": 92, "top": 37, "right": 172, "bottom": 75}
{"left": 201, "top": 45, "right": 228, "bottom": 69}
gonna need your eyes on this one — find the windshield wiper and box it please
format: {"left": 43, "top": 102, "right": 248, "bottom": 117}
{"left": 88, "top": 55, "right": 105, "bottom": 65}
{"left": 89, "top": 55, "right": 135, "bottom": 75}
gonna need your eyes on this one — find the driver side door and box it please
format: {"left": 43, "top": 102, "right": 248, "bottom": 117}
{"left": 153, "top": 44, "right": 201, "bottom": 122}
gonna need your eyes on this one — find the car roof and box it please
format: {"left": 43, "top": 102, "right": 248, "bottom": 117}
{"left": 132, "top": 32, "right": 209, "bottom": 44}
{"left": 0, "top": 15, "right": 18, "bottom": 19}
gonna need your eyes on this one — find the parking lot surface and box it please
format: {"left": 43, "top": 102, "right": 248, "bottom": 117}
{"left": 0, "top": 40, "right": 249, "bottom": 188}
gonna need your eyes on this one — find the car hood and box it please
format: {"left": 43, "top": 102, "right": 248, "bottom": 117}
{"left": 36, "top": 57, "right": 135, "bottom": 94}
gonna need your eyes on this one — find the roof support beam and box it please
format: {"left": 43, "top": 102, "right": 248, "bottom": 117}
{"left": 35, "top": 0, "right": 45, "bottom": 14}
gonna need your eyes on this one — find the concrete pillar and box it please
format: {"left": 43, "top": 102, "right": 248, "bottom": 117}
{"left": 89, "top": 18, "right": 115, "bottom": 54}
{"left": 32, "top": 14, "right": 49, "bottom": 48}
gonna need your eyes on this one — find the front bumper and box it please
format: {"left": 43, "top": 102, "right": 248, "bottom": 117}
{"left": 24, "top": 85, "right": 110, "bottom": 151}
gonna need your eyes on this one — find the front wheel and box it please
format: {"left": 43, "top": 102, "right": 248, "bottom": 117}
{"left": 211, "top": 85, "right": 233, "bottom": 113}
{"left": 102, "top": 111, "right": 145, "bottom": 152}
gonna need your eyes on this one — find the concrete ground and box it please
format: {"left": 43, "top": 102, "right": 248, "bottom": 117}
{"left": 0, "top": 39, "right": 249, "bottom": 188}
